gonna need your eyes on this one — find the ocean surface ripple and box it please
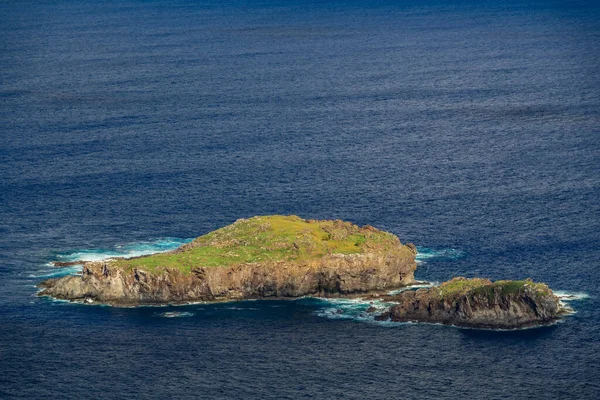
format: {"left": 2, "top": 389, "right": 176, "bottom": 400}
{"left": 1, "top": 0, "right": 598, "bottom": 398}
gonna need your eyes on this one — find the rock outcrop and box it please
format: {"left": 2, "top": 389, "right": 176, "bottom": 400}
{"left": 376, "top": 277, "right": 564, "bottom": 329}
{"left": 38, "top": 215, "right": 417, "bottom": 306}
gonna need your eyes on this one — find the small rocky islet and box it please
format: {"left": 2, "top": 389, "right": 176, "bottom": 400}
{"left": 372, "top": 277, "right": 563, "bottom": 329}
{"left": 38, "top": 215, "right": 566, "bottom": 329}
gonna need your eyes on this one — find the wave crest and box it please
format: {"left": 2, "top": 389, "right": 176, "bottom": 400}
{"left": 32, "top": 237, "right": 193, "bottom": 278}
{"left": 157, "top": 311, "right": 194, "bottom": 318}
{"left": 416, "top": 247, "right": 464, "bottom": 263}
{"left": 53, "top": 237, "right": 193, "bottom": 263}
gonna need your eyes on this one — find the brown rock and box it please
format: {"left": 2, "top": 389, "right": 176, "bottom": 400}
{"left": 39, "top": 251, "right": 417, "bottom": 306}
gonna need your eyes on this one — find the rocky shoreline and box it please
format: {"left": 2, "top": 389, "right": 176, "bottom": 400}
{"left": 38, "top": 251, "right": 418, "bottom": 306}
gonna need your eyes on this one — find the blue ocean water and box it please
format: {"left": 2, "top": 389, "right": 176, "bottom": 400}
{"left": 1, "top": 0, "right": 599, "bottom": 398}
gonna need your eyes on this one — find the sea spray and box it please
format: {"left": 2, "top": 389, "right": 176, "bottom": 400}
{"left": 416, "top": 247, "right": 464, "bottom": 263}
{"left": 157, "top": 311, "right": 195, "bottom": 318}
{"left": 553, "top": 290, "right": 591, "bottom": 302}
{"left": 53, "top": 237, "right": 193, "bottom": 263}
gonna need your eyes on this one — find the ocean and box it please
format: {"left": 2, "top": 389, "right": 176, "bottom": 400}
{"left": 1, "top": 0, "right": 598, "bottom": 398}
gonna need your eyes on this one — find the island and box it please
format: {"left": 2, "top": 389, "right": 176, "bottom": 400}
{"left": 38, "top": 215, "right": 567, "bottom": 329}
{"left": 38, "top": 215, "right": 418, "bottom": 306}
{"left": 375, "top": 277, "right": 563, "bottom": 329}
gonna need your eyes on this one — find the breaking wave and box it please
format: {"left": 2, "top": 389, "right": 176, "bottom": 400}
{"left": 554, "top": 290, "right": 591, "bottom": 302}
{"left": 416, "top": 247, "right": 464, "bottom": 263}
{"left": 156, "top": 311, "right": 195, "bottom": 318}
{"left": 311, "top": 284, "right": 434, "bottom": 325}
{"left": 52, "top": 237, "right": 193, "bottom": 263}
{"left": 32, "top": 265, "right": 83, "bottom": 279}
{"left": 313, "top": 297, "right": 392, "bottom": 323}
{"left": 554, "top": 290, "right": 590, "bottom": 315}
{"left": 32, "top": 237, "right": 193, "bottom": 278}
{"left": 386, "top": 282, "right": 436, "bottom": 295}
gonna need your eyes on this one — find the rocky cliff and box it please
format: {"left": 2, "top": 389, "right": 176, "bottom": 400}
{"left": 376, "top": 277, "right": 563, "bottom": 329}
{"left": 38, "top": 215, "right": 417, "bottom": 306}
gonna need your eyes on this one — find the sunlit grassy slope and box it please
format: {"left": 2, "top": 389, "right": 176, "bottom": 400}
{"left": 113, "top": 215, "right": 402, "bottom": 273}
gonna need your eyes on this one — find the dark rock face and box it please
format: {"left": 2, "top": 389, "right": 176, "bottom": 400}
{"left": 376, "top": 278, "right": 563, "bottom": 329}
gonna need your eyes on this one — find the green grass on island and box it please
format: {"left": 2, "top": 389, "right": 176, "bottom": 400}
{"left": 113, "top": 215, "right": 405, "bottom": 274}
{"left": 436, "top": 277, "right": 552, "bottom": 299}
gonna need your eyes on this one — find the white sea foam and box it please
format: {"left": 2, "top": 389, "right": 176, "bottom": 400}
{"left": 218, "top": 306, "right": 260, "bottom": 310}
{"left": 553, "top": 290, "right": 590, "bottom": 301}
{"left": 553, "top": 290, "right": 590, "bottom": 316}
{"left": 416, "top": 247, "right": 464, "bottom": 263}
{"left": 313, "top": 297, "right": 393, "bottom": 323}
{"left": 157, "top": 311, "right": 194, "bottom": 318}
{"left": 33, "top": 237, "right": 193, "bottom": 278}
{"left": 30, "top": 265, "right": 83, "bottom": 278}
{"left": 387, "top": 282, "right": 436, "bottom": 295}
{"left": 53, "top": 237, "right": 193, "bottom": 263}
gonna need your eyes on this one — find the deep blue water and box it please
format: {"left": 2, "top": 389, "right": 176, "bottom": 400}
{"left": 1, "top": 0, "right": 599, "bottom": 398}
